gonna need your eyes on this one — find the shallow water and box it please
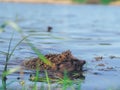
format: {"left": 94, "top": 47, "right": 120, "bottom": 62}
{"left": 0, "top": 2, "right": 120, "bottom": 90}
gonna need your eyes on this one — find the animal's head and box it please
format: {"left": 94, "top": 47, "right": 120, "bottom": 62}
{"left": 72, "top": 59, "right": 86, "bottom": 71}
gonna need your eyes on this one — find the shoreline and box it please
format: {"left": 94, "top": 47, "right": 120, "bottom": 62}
{"left": 0, "top": 0, "right": 74, "bottom": 4}
{"left": 110, "top": 1, "right": 120, "bottom": 6}
{"left": 0, "top": 0, "right": 120, "bottom": 6}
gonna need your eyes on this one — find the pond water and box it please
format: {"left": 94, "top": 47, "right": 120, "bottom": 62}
{"left": 0, "top": 2, "right": 120, "bottom": 90}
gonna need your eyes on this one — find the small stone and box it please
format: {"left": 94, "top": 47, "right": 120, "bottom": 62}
{"left": 97, "top": 63, "right": 105, "bottom": 66}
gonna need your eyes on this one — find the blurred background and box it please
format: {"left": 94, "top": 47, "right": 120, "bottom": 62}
{"left": 0, "top": 0, "right": 120, "bottom": 5}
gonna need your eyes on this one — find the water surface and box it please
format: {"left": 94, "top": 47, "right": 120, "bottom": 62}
{"left": 0, "top": 3, "right": 120, "bottom": 90}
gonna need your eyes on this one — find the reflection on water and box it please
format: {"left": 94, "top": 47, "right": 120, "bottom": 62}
{"left": 0, "top": 3, "right": 120, "bottom": 90}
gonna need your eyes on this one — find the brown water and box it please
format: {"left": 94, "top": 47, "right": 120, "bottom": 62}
{"left": 0, "top": 3, "right": 120, "bottom": 90}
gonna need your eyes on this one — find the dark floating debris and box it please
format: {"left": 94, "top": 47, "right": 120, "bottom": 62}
{"left": 110, "top": 55, "right": 116, "bottom": 59}
{"left": 109, "top": 55, "right": 120, "bottom": 59}
{"left": 99, "top": 43, "right": 111, "bottom": 45}
{"left": 106, "top": 67, "right": 114, "bottom": 70}
{"left": 97, "top": 63, "right": 105, "bottom": 67}
{"left": 17, "top": 77, "right": 21, "bottom": 80}
{"left": 47, "top": 26, "right": 52, "bottom": 32}
{"left": 94, "top": 56, "right": 103, "bottom": 61}
{"left": 22, "top": 50, "right": 86, "bottom": 80}
{"left": 98, "top": 66, "right": 115, "bottom": 71}
{"left": 93, "top": 72, "right": 102, "bottom": 75}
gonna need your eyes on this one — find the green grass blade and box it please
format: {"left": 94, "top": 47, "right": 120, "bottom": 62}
{"left": 0, "top": 51, "right": 8, "bottom": 55}
{"left": 26, "top": 41, "right": 52, "bottom": 66}
{"left": 45, "top": 70, "right": 51, "bottom": 90}
{"left": 8, "top": 35, "right": 29, "bottom": 61}
{"left": 6, "top": 21, "right": 22, "bottom": 33}
{"left": 2, "top": 66, "right": 21, "bottom": 76}
{"left": 0, "top": 80, "right": 18, "bottom": 90}
{"left": 32, "top": 68, "right": 40, "bottom": 90}
{"left": 6, "top": 32, "right": 14, "bottom": 62}
{"left": 2, "top": 32, "right": 14, "bottom": 90}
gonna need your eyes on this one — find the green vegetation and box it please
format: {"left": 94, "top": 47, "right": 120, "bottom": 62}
{"left": 0, "top": 0, "right": 120, "bottom": 4}
{"left": 0, "top": 32, "right": 28, "bottom": 90}
{"left": 72, "top": 0, "right": 119, "bottom": 4}
{"left": 73, "top": 0, "right": 87, "bottom": 3}
{"left": 100, "top": 0, "right": 112, "bottom": 4}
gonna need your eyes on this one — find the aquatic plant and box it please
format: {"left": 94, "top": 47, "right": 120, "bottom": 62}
{"left": 0, "top": 21, "right": 51, "bottom": 90}
{"left": 0, "top": 33, "right": 28, "bottom": 90}
{"left": 0, "top": 21, "right": 27, "bottom": 89}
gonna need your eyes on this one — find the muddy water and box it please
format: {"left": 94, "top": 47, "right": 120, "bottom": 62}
{"left": 0, "top": 3, "right": 120, "bottom": 90}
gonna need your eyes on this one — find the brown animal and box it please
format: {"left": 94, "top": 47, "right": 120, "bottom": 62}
{"left": 22, "top": 50, "right": 86, "bottom": 78}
